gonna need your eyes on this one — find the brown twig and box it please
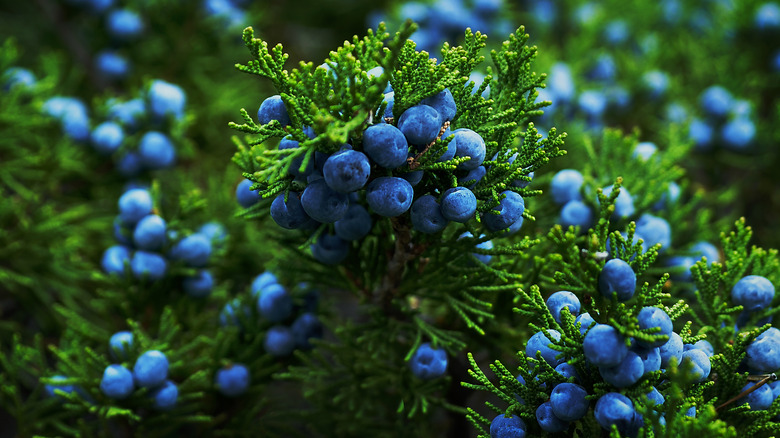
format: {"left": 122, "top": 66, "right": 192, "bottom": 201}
{"left": 716, "top": 373, "right": 777, "bottom": 411}
{"left": 407, "top": 121, "right": 451, "bottom": 170}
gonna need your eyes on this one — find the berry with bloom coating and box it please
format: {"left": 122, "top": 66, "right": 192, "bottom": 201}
{"left": 550, "top": 382, "right": 589, "bottom": 421}
{"left": 636, "top": 306, "right": 673, "bottom": 348}
{"left": 133, "top": 350, "right": 169, "bottom": 388}
{"left": 554, "top": 362, "right": 580, "bottom": 382}
{"left": 131, "top": 251, "right": 168, "bottom": 281}
{"left": 440, "top": 187, "right": 477, "bottom": 222}
{"left": 102, "top": 245, "right": 131, "bottom": 276}
{"left": 323, "top": 150, "right": 371, "bottom": 193}
{"left": 95, "top": 51, "right": 130, "bottom": 80}
{"left": 536, "top": 401, "right": 569, "bottom": 433}
{"left": 311, "top": 233, "right": 349, "bottom": 265}
{"left": 215, "top": 364, "right": 250, "bottom": 397}
{"left": 366, "top": 177, "right": 414, "bottom": 217}
{"left": 411, "top": 195, "right": 448, "bottom": 234}
{"left": 634, "top": 346, "right": 661, "bottom": 374}
{"left": 525, "top": 330, "right": 562, "bottom": 366}
{"left": 301, "top": 179, "right": 349, "bottom": 223}
{"left": 732, "top": 275, "right": 775, "bottom": 312}
{"left": 598, "top": 259, "right": 636, "bottom": 301}
{"left": 2, "top": 67, "right": 36, "bottom": 90}
{"left": 700, "top": 85, "right": 733, "bottom": 119}
{"left": 183, "top": 269, "right": 214, "bottom": 298}
{"left": 722, "top": 118, "right": 756, "bottom": 150}
{"left": 601, "top": 185, "right": 635, "bottom": 219}
{"left": 680, "top": 349, "right": 711, "bottom": 383}
{"left": 560, "top": 200, "right": 592, "bottom": 229}
{"left": 44, "top": 375, "right": 76, "bottom": 399}
{"left": 452, "top": 128, "right": 486, "bottom": 170}
{"left": 397, "top": 104, "right": 442, "bottom": 145}
{"left": 635, "top": 214, "right": 671, "bottom": 253}
{"left": 257, "top": 284, "right": 293, "bottom": 323}
{"left": 594, "top": 392, "right": 635, "bottom": 435}
{"left": 133, "top": 214, "right": 166, "bottom": 250}
{"left": 483, "top": 191, "right": 524, "bottom": 232}
{"left": 459, "top": 232, "right": 494, "bottom": 265}
{"left": 291, "top": 312, "right": 323, "bottom": 349}
{"left": 362, "top": 124, "right": 409, "bottom": 169}
{"left": 409, "top": 342, "right": 448, "bottom": 379}
{"left": 149, "top": 380, "right": 178, "bottom": 410}
{"left": 746, "top": 327, "right": 780, "bottom": 373}
{"left": 583, "top": 324, "right": 629, "bottom": 367}
{"left": 420, "top": 88, "right": 456, "bottom": 121}
{"left": 236, "top": 179, "right": 260, "bottom": 208}
{"left": 545, "top": 291, "right": 580, "bottom": 324}
{"left": 139, "top": 131, "right": 176, "bottom": 170}
{"left": 632, "top": 142, "right": 657, "bottom": 161}
{"left": 100, "top": 364, "right": 134, "bottom": 399}
{"left": 738, "top": 381, "right": 774, "bottom": 410}
{"left": 264, "top": 325, "right": 296, "bottom": 357}
{"left": 270, "top": 192, "right": 311, "bottom": 230}
{"left": 550, "top": 169, "right": 584, "bottom": 205}
{"left": 599, "top": 351, "right": 644, "bottom": 387}
{"left": 109, "top": 331, "right": 134, "bottom": 360}
{"left": 171, "top": 233, "right": 212, "bottom": 268}
{"left": 119, "top": 188, "right": 153, "bottom": 226}
{"left": 256, "top": 95, "right": 290, "bottom": 126}
{"left": 148, "top": 79, "right": 185, "bottom": 120}
{"left": 659, "top": 331, "right": 684, "bottom": 367}
{"left": 106, "top": 9, "right": 144, "bottom": 40}
{"left": 490, "top": 414, "right": 527, "bottom": 438}
{"left": 90, "top": 122, "right": 124, "bottom": 155}
{"left": 576, "top": 312, "right": 596, "bottom": 335}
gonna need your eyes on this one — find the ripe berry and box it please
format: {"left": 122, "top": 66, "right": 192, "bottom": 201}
{"left": 411, "top": 195, "right": 448, "bottom": 234}
{"left": 489, "top": 414, "right": 527, "bottom": 438}
{"left": 334, "top": 204, "right": 372, "bottom": 240}
{"left": 440, "top": 187, "right": 477, "bottom": 222}
{"left": 270, "top": 192, "right": 311, "bottom": 229}
{"left": 183, "top": 269, "right": 214, "bottom": 298}
{"left": 483, "top": 190, "right": 524, "bottom": 232}
{"left": 536, "top": 401, "right": 568, "bottom": 433}
{"left": 366, "top": 177, "right": 414, "bottom": 217}
{"left": 659, "top": 331, "right": 684, "bottom": 367}
{"left": 689, "top": 118, "right": 714, "bottom": 150}
{"left": 95, "top": 51, "right": 130, "bottom": 80}
{"left": 236, "top": 179, "right": 260, "bottom": 208}
{"left": 633, "top": 346, "right": 661, "bottom": 374}
{"left": 133, "top": 214, "right": 167, "bottom": 250}
{"left": 397, "top": 104, "right": 442, "bottom": 145}
{"left": 362, "top": 124, "right": 409, "bottom": 169}
{"left": 119, "top": 188, "right": 153, "bottom": 226}
{"left": 117, "top": 152, "right": 143, "bottom": 177}
{"left": 583, "top": 324, "right": 629, "bottom": 367}
{"left": 291, "top": 312, "right": 323, "bottom": 349}
{"left": 106, "top": 9, "right": 144, "bottom": 40}
{"left": 133, "top": 350, "right": 169, "bottom": 388}
{"left": 219, "top": 298, "right": 249, "bottom": 328}
{"left": 149, "top": 380, "right": 178, "bottom": 410}
{"left": 594, "top": 392, "right": 635, "bottom": 435}
{"left": 554, "top": 362, "right": 580, "bottom": 382}
{"left": 301, "top": 179, "right": 349, "bottom": 223}
{"left": 550, "top": 169, "right": 584, "bottom": 205}
{"left": 311, "top": 233, "right": 349, "bottom": 265}
{"left": 680, "top": 349, "right": 711, "bottom": 382}
{"left": 738, "top": 381, "right": 774, "bottom": 410}
{"left": 139, "top": 131, "right": 176, "bottom": 169}
{"left": 601, "top": 185, "right": 635, "bottom": 219}
{"left": 147, "top": 80, "right": 185, "bottom": 120}
{"left": 598, "top": 259, "right": 636, "bottom": 301}
{"left": 599, "top": 351, "right": 644, "bottom": 387}
{"left": 131, "top": 250, "right": 168, "bottom": 281}
{"left": 420, "top": 88, "right": 456, "bottom": 122}
{"left": 452, "top": 129, "right": 486, "bottom": 170}
{"left": 409, "top": 342, "right": 448, "bottom": 379}
{"left": 636, "top": 306, "right": 673, "bottom": 348}
{"left": 545, "top": 291, "right": 580, "bottom": 324}
{"left": 264, "top": 325, "right": 296, "bottom": 356}
{"left": 722, "top": 118, "right": 755, "bottom": 150}
{"left": 745, "top": 327, "right": 780, "bottom": 373}
{"left": 559, "top": 200, "right": 592, "bottom": 229}
{"left": 525, "top": 329, "right": 562, "bottom": 366}
{"left": 100, "top": 364, "right": 134, "bottom": 399}
{"left": 257, "top": 95, "right": 291, "bottom": 125}
{"left": 171, "top": 233, "right": 212, "bottom": 267}
{"left": 550, "top": 382, "right": 589, "bottom": 421}
{"left": 575, "top": 312, "right": 596, "bottom": 335}
{"left": 257, "top": 284, "right": 293, "bottom": 322}
{"left": 732, "top": 275, "right": 775, "bottom": 312}
{"left": 632, "top": 142, "right": 657, "bottom": 161}
{"left": 102, "top": 245, "right": 131, "bottom": 276}
{"left": 109, "top": 331, "right": 134, "bottom": 360}
{"left": 44, "top": 375, "right": 76, "bottom": 399}
{"left": 2, "top": 67, "right": 36, "bottom": 90}
{"left": 635, "top": 214, "right": 671, "bottom": 253}
{"left": 108, "top": 98, "right": 145, "bottom": 129}
{"left": 278, "top": 136, "right": 313, "bottom": 177}
{"left": 215, "top": 364, "right": 250, "bottom": 397}
{"left": 90, "top": 122, "right": 124, "bottom": 155}
{"left": 323, "top": 149, "right": 371, "bottom": 193}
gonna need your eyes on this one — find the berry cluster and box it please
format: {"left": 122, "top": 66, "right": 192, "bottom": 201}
{"left": 202, "top": 0, "right": 249, "bottom": 30}
{"left": 219, "top": 271, "right": 323, "bottom": 357}
{"left": 408, "top": 342, "right": 448, "bottom": 380}
{"left": 103, "top": 187, "right": 223, "bottom": 298}
{"left": 688, "top": 85, "right": 756, "bottom": 151}
{"left": 250, "top": 86, "right": 528, "bottom": 265}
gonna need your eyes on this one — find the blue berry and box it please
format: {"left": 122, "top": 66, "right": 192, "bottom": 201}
{"left": 301, "top": 179, "right": 349, "bottom": 223}
{"left": 198, "top": 222, "right": 227, "bottom": 248}
{"left": 665, "top": 102, "right": 688, "bottom": 123}
{"left": 483, "top": 190, "right": 524, "bottom": 232}
{"left": 148, "top": 80, "right": 185, "bottom": 120}
{"left": 692, "top": 241, "right": 719, "bottom": 264}
{"left": 452, "top": 129, "right": 486, "bottom": 170}
{"left": 634, "top": 346, "right": 662, "bottom": 374}
{"left": 102, "top": 245, "right": 131, "bottom": 276}
{"left": 132, "top": 214, "right": 166, "bottom": 250}
{"left": 594, "top": 392, "right": 635, "bottom": 435}
{"left": 131, "top": 251, "right": 168, "bottom": 281}
{"left": 410, "top": 195, "right": 448, "bottom": 234}
{"left": 171, "top": 234, "right": 212, "bottom": 267}
{"left": 215, "top": 364, "right": 250, "bottom": 397}
{"left": 545, "top": 291, "right": 580, "bottom": 324}
{"left": 278, "top": 136, "right": 313, "bottom": 177}
{"left": 554, "top": 362, "right": 580, "bottom": 382}
{"left": 489, "top": 414, "right": 527, "bottom": 438}
{"left": 257, "top": 95, "right": 290, "bottom": 126}
{"left": 334, "top": 204, "right": 372, "bottom": 240}
{"left": 547, "top": 63, "right": 575, "bottom": 102}
{"left": 362, "top": 124, "right": 409, "bottom": 169}
{"left": 118, "top": 188, "right": 153, "bottom": 226}
{"left": 323, "top": 150, "right": 370, "bottom": 193}
{"left": 680, "top": 349, "right": 711, "bottom": 382}
{"left": 365, "top": 177, "right": 414, "bottom": 217}
{"left": 560, "top": 200, "right": 592, "bottom": 229}
{"left": 633, "top": 142, "right": 657, "bottom": 161}
{"left": 746, "top": 327, "right": 780, "bottom": 373}
{"left": 601, "top": 185, "right": 635, "bottom": 219}
{"left": 459, "top": 232, "right": 494, "bottom": 265}
{"left": 653, "top": 181, "right": 681, "bottom": 210}
{"left": 536, "top": 401, "right": 569, "bottom": 433}
{"left": 419, "top": 88, "right": 456, "bottom": 122}
{"left": 575, "top": 312, "right": 596, "bottom": 336}
{"left": 251, "top": 272, "right": 278, "bottom": 296}
{"left": 721, "top": 117, "right": 756, "bottom": 150}
{"left": 108, "top": 98, "right": 146, "bottom": 129}
{"left": 397, "top": 105, "right": 442, "bottom": 145}
{"left": 642, "top": 70, "right": 669, "bottom": 99}
{"left": 689, "top": 118, "right": 714, "bottom": 150}
{"left": 291, "top": 312, "right": 323, "bottom": 349}
{"left": 149, "top": 380, "right": 178, "bottom": 410}
{"left": 44, "top": 375, "right": 76, "bottom": 399}
{"left": 311, "top": 233, "right": 349, "bottom": 265}
{"left": 588, "top": 54, "right": 617, "bottom": 81}
{"left": 700, "top": 85, "right": 732, "bottom": 119}
{"left": 525, "top": 329, "right": 562, "bottom": 366}
{"left": 739, "top": 381, "right": 774, "bottom": 410}
{"left": 106, "top": 9, "right": 144, "bottom": 40}
{"left": 440, "top": 187, "right": 477, "bottom": 222}
{"left": 583, "top": 324, "right": 629, "bottom": 367}
{"left": 550, "top": 169, "right": 584, "bottom": 205}
{"left": 236, "top": 179, "right": 261, "bottom": 208}
{"left": 550, "top": 382, "right": 589, "bottom": 421}
{"left": 603, "top": 20, "right": 629, "bottom": 45}
{"left": 409, "top": 342, "right": 448, "bottom": 379}
{"left": 756, "top": 2, "right": 780, "bottom": 29}
{"left": 90, "top": 122, "right": 124, "bottom": 155}
{"left": 459, "top": 165, "right": 486, "bottom": 189}
{"left": 435, "top": 128, "right": 457, "bottom": 162}
{"left": 139, "top": 131, "right": 176, "bottom": 169}
{"left": 659, "top": 331, "right": 684, "bottom": 367}
{"left": 133, "top": 350, "right": 169, "bottom": 388}
{"left": 100, "top": 364, "right": 134, "bottom": 399}
{"left": 732, "top": 275, "right": 775, "bottom": 312}
{"left": 219, "top": 298, "right": 249, "bottom": 328}
{"left": 599, "top": 351, "right": 644, "bottom": 387}
{"left": 257, "top": 284, "right": 293, "bottom": 323}
{"left": 578, "top": 90, "right": 607, "bottom": 117}
{"left": 2, "top": 67, "right": 36, "bottom": 90}
{"left": 637, "top": 307, "right": 673, "bottom": 348}
{"left": 689, "top": 339, "right": 714, "bottom": 357}
{"left": 183, "top": 269, "right": 214, "bottom": 298}
{"left": 117, "top": 152, "right": 143, "bottom": 177}
{"left": 109, "top": 331, "right": 134, "bottom": 360}
{"left": 264, "top": 325, "right": 296, "bottom": 356}
{"left": 598, "top": 259, "right": 636, "bottom": 301}
{"left": 270, "top": 192, "right": 311, "bottom": 229}
{"left": 95, "top": 51, "right": 130, "bottom": 79}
